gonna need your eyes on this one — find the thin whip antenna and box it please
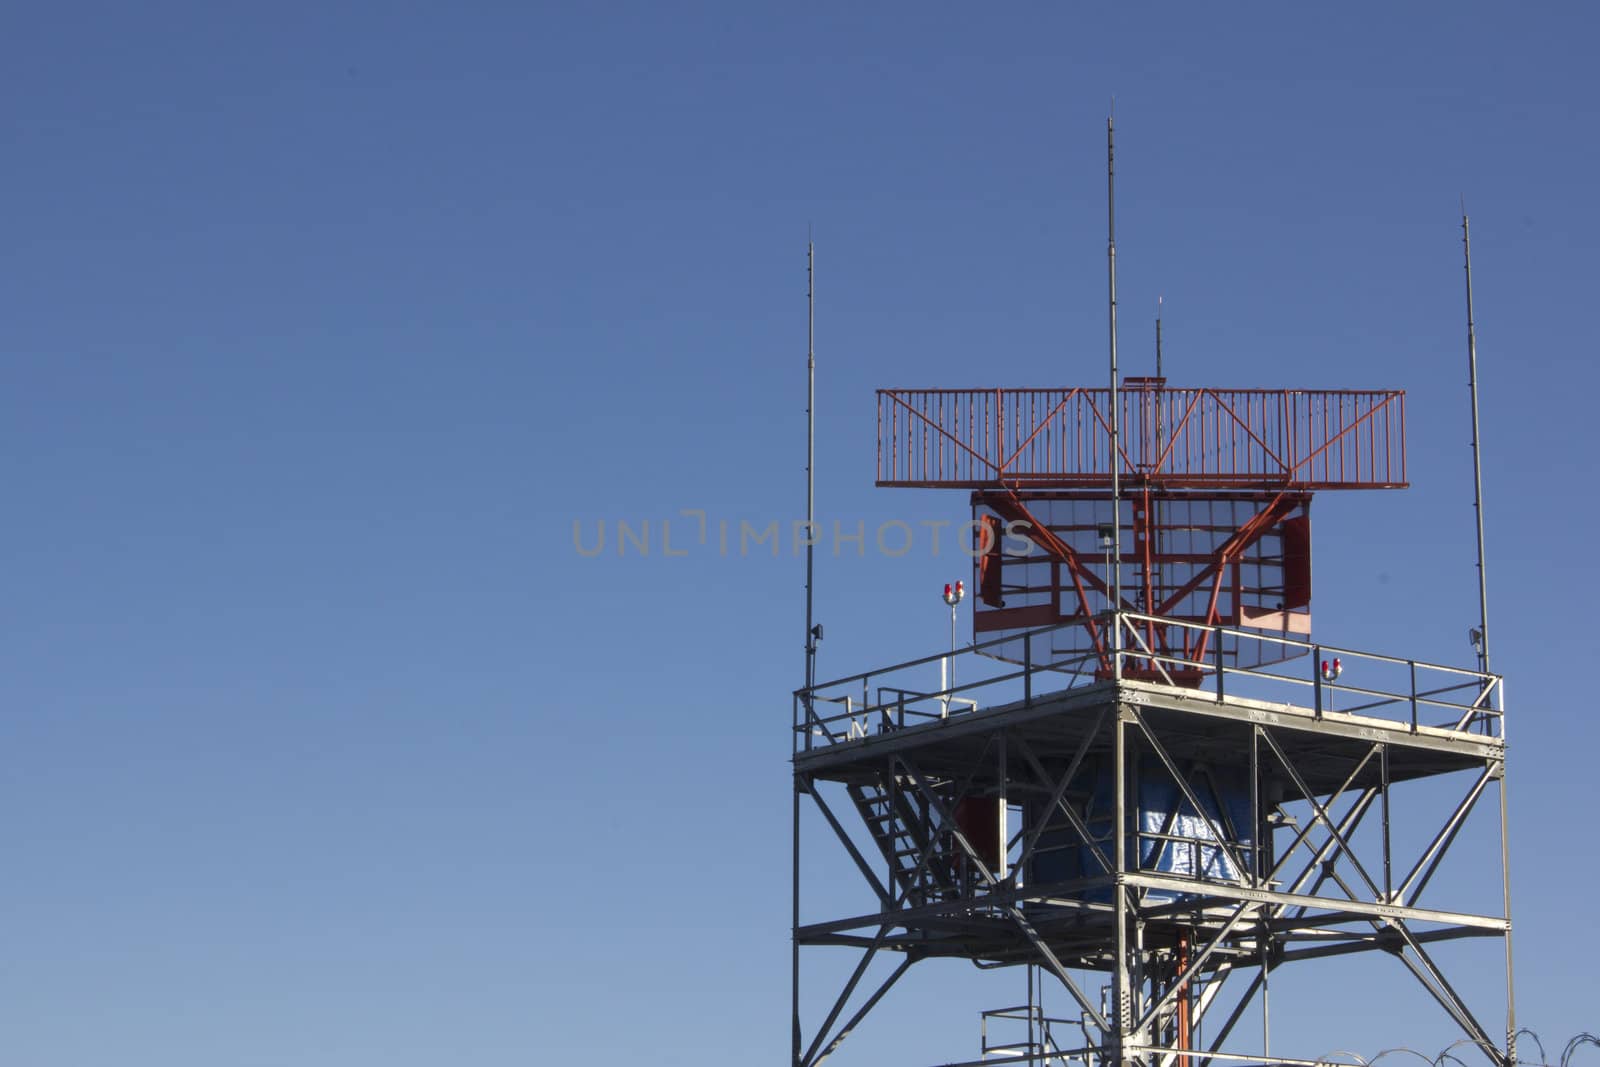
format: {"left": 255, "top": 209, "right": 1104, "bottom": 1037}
{"left": 805, "top": 241, "right": 818, "bottom": 691}
{"left": 1156, "top": 296, "right": 1164, "bottom": 379}
{"left": 1107, "top": 111, "right": 1123, "bottom": 669}
{"left": 1462, "top": 210, "right": 1490, "bottom": 676}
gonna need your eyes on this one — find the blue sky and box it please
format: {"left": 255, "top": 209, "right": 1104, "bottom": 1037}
{"left": 3, "top": 4, "right": 1596, "bottom": 1065}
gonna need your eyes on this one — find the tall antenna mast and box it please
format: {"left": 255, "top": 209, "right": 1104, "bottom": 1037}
{"left": 805, "top": 241, "right": 818, "bottom": 691}
{"left": 793, "top": 241, "right": 815, "bottom": 1067}
{"left": 1462, "top": 210, "right": 1490, "bottom": 675}
{"left": 1107, "top": 110, "right": 1123, "bottom": 646}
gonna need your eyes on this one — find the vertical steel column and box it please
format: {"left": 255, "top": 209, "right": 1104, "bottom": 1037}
{"left": 793, "top": 773, "right": 803, "bottom": 1067}
{"left": 1250, "top": 727, "right": 1261, "bottom": 888}
{"left": 1027, "top": 964, "right": 1035, "bottom": 1066}
{"left": 1114, "top": 705, "right": 1132, "bottom": 1065}
{"left": 1381, "top": 745, "right": 1393, "bottom": 902}
{"left": 1260, "top": 932, "right": 1270, "bottom": 1060}
{"left": 1499, "top": 760, "right": 1517, "bottom": 1067}
{"left": 998, "top": 731, "right": 1009, "bottom": 881}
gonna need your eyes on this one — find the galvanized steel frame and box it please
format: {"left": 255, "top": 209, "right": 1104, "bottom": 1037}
{"left": 791, "top": 612, "right": 1513, "bottom": 1067}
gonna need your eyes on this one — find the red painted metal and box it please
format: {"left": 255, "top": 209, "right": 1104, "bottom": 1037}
{"left": 977, "top": 515, "right": 1004, "bottom": 607}
{"left": 877, "top": 386, "right": 1407, "bottom": 490}
{"left": 1176, "top": 929, "right": 1193, "bottom": 1065}
{"left": 953, "top": 796, "right": 1002, "bottom": 875}
{"left": 1282, "top": 515, "right": 1312, "bottom": 609}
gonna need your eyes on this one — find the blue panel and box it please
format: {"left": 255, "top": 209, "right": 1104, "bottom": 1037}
{"left": 1026, "top": 760, "right": 1254, "bottom": 905}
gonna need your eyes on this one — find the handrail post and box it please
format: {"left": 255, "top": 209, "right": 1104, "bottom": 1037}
{"left": 1497, "top": 676, "right": 1506, "bottom": 741}
{"left": 1313, "top": 644, "right": 1323, "bottom": 718}
{"left": 1409, "top": 661, "right": 1419, "bottom": 732}
{"left": 1214, "top": 624, "right": 1225, "bottom": 702}
{"left": 1112, "top": 609, "right": 1123, "bottom": 682}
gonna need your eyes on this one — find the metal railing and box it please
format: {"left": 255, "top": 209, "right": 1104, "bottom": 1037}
{"left": 980, "top": 1003, "right": 1080, "bottom": 1064}
{"left": 793, "top": 612, "right": 1502, "bottom": 753}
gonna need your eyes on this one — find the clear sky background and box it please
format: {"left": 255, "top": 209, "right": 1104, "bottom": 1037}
{"left": 3, "top": 4, "right": 1596, "bottom": 1065}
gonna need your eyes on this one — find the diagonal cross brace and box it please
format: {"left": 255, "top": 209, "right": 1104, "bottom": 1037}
{"left": 1133, "top": 899, "right": 1262, "bottom": 1038}
{"left": 806, "top": 957, "right": 914, "bottom": 1067}
{"left": 1397, "top": 765, "right": 1496, "bottom": 906}
{"left": 1260, "top": 728, "right": 1386, "bottom": 902}
{"left": 896, "top": 752, "right": 1113, "bottom": 1036}
{"left": 1131, "top": 709, "right": 1252, "bottom": 882}
{"left": 801, "top": 924, "right": 893, "bottom": 1067}
{"left": 816, "top": 784, "right": 892, "bottom": 904}
{"left": 1011, "top": 715, "right": 1114, "bottom": 880}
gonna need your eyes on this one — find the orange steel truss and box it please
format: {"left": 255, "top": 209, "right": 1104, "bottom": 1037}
{"left": 876, "top": 383, "right": 1406, "bottom": 490}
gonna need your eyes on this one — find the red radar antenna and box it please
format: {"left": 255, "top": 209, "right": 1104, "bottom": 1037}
{"left": 877, "top": 381, "right": 1406, "bottom": 681}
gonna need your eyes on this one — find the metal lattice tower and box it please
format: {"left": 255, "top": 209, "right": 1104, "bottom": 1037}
{"left": 792, "top": 380, "right": 1513, "bottom": 1067}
